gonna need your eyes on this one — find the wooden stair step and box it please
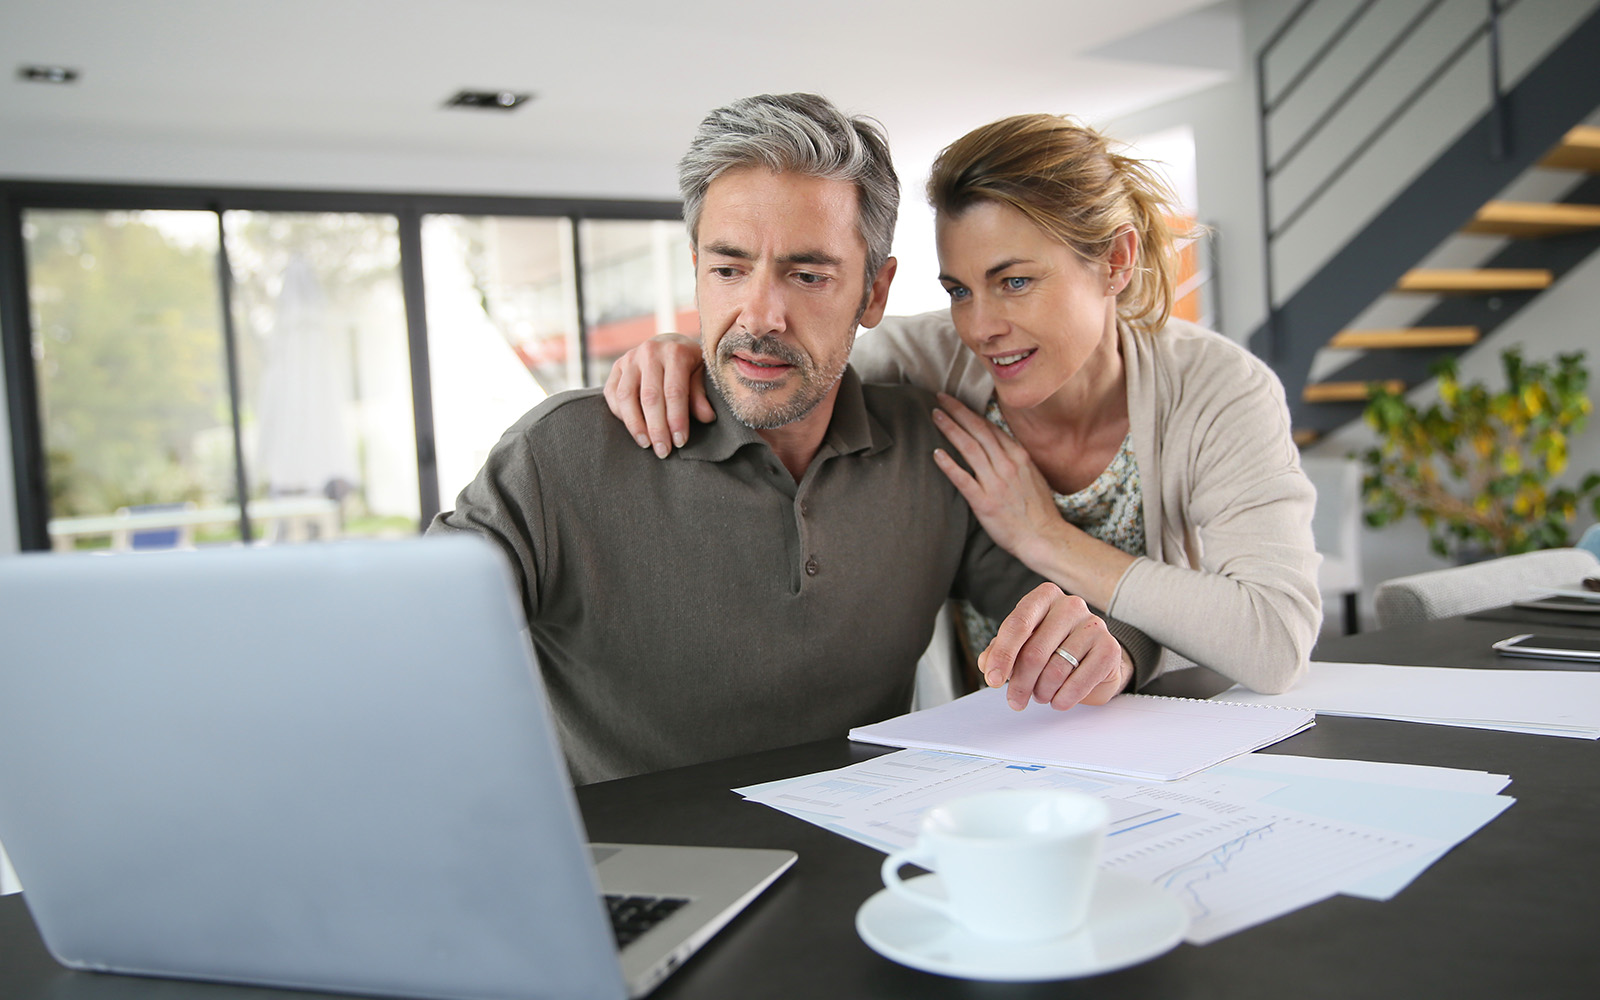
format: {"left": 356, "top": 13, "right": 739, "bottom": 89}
{"left": 1463, "top": 200, "right": 1600, "bottom": 237}
{"left": 1328, "top": 326, "right": 1479, "bottom": 349}
{"left": 1540, "top": 125, "right": 1600, "bottom": 172}
{"left": 1395, "top": 268, "right": 1553, "bottom": 293}
{"left": 1303, "top": 380, "right": 1405, "bottom": 404}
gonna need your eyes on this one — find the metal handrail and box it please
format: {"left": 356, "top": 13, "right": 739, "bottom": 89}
{"left": 1266, "top": 0, "right": 1448, "bottom": 191}
{"left": 1265, "top": 0, "right": 1381, "bottom": 117}
{"left": 1273, "top": 3, "right": 1481, "bottom": 238}
{"left": 1256, "top": 0, "right": 1515, "bottom": 357}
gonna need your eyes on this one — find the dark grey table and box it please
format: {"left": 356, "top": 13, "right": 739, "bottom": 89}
{"left": 4, "top": 616, "right": 1598, "bottom": 999}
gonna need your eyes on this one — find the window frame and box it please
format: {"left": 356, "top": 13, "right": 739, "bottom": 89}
{"left": 0, "top": 180, "right": 683, "bottom": 552}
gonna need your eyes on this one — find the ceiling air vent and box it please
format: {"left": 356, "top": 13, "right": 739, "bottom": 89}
{"left": 19, "top": 65, "right": 79, "bottom": 84}
{"left": 444, "top": 90, "right": 532, "bottom": 111}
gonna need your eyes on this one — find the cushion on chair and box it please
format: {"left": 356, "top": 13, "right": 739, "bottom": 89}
{"left": 1302, "top": 458, "right": 1362, "bottom": 594}
{"left": 1579, "top": 523, "right": 1600, "bottom": 561}
{"left": 1372, "top": 548, "right": 1600, "bottom": 629}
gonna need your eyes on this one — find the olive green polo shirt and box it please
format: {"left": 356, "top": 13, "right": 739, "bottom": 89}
{"left": 430, "top": 368, "right": 1134, "bottom": 783}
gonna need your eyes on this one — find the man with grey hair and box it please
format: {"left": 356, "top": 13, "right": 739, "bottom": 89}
{"left": 431, "top": 93, "right": 1146, "bottom": 784}
{"left": 670, "top": 92, "right": 900, "bottom": 475}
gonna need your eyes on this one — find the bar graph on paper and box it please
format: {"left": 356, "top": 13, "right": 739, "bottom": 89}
{"left": 1103, "top": 810, "right": 1431, "bottom": 943}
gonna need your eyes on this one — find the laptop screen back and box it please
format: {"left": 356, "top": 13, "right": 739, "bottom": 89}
{"left": 0, "top": 536, "right": 628, "bottom": 1000}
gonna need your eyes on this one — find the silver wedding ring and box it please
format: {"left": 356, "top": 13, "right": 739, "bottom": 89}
{"left": 1054, "top": 646, "right": 1081, "bottom": 669}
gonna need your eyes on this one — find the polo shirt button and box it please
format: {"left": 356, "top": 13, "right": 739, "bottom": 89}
{"left": 800, "top": 501, "right": 810, "bottom": 516}
{"left": 805, "top": 557, "right": 819, "bottom": 576}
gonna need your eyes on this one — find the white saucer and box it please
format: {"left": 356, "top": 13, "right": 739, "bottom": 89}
{"left": 855, "top": 871, "right": 1188, "bottom": 981}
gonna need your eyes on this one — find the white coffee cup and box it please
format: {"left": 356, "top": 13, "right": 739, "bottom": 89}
{"left": 880, "top": 789, "right": 1108, "bottom": 942}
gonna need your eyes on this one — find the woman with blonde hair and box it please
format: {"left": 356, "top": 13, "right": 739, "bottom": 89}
{"left": 607, "top": 113, "right": 1320, "bottom": 700}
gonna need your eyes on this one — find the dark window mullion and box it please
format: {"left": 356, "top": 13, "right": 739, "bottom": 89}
{"left": 213, "top": 206, "right": 254, "bottom": 544}
{"left": 570, "top": 217, "right": 592, "bottom": 387}
{"left": 0, "top": 194, "right": 49, "bottom": 550}
{"left": 397, "top": 208, "right": 440, "bottom": 527}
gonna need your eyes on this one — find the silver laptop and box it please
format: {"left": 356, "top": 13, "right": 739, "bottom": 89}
{"left": 0, "top": 535, "right": 794, "bottom": 999}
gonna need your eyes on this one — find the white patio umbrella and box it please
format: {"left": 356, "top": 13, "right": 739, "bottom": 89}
{"left": 422, "top": 221, "right": 548, "bottom": 507}
{"left": 253, "top": 253, "right": 359, "bottom": 501}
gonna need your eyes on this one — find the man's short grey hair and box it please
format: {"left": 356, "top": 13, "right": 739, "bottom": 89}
{"left": 679, "top": 93, "right": 900, "bottom": 283}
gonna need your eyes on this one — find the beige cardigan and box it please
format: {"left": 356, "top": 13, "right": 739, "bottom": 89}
{"left": 852, "top": 310, "right": 1321, "bottom": 693}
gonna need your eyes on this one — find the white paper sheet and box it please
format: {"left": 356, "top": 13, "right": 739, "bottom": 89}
{"left": 1221, "top": 661, "right": 1600, "bottom": 738}
{"left": 1204, "top": 755, "right": 1515, "bottom": 899}
{"left": 734, "top": 749, "right": 1505, "bottom": 944}
{"left": 1217, "top": 753, "right": 1510, "bottom": 794}
{"left": 849, "top": 688, "right": 1314, "bottom": 780}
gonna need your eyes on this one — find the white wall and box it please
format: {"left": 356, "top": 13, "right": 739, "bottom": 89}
{"left": 1106, "top": 68, "right": 1265, "bottom": 342}
{"left": 882, "top": 162, "right": 949, "bottom": 319}
{"left": 0, "top": 133, "right": 682, "bottom": 203}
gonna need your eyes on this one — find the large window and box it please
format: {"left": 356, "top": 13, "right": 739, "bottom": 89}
{"left": 421, "top": 214, "right": 696, "bottom": 507}
{"left": 422, "top": 214, "right": 568, "bottom": 508}
{"left": 579, "top": 219, "right": 697, "bottom": 382}
{"left": 25, "top": 210, "right": 233, "bottom": 546}
{"left": 224, "top": 211, "right": 417, "bottom": 542}
{"left": 0, "top": 184, "right": 684, "bottom": 552}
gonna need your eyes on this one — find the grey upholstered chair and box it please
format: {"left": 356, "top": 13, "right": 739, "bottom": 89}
{"left": 1302, "top": 457, "right": 1364, "bottom": 634}
{"left": 1372, "top": 547, "right": 1600, "bottom": 629}
{"left": 1579, "top": 523, "right": 1600, "bottom": 561}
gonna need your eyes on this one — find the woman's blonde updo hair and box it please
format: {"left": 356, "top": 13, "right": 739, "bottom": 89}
{"left": 927, "top": 113, "right": 1195, "bottom": 333}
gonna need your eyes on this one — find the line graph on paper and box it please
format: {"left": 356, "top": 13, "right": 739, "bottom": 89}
{"left": 1102, "top": 810, "right": 1436, "bottom": 944}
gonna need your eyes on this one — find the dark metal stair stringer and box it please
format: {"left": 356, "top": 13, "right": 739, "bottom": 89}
{"left": 1247, "top": 6, "right": 1600, "bottom": 434}
{"left": 1299, "top": 173, "right": 1600, "bottom": 434}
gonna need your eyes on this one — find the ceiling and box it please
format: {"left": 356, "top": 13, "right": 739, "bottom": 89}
{"left": 0, "top": 0, "right": 1242, "bottom": 201}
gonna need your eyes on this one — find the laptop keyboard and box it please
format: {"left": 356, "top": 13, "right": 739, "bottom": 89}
{"left": 605, "top": 893, "right": 691, "bottom": 948}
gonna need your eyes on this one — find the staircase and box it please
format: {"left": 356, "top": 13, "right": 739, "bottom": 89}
{"left": 1248, "top": 4, "right": 1600, "bottom": 444}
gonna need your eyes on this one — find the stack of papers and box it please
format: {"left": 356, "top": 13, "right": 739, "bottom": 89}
{"left": 849, "top": 689, "right": 1314, "bottom": 780}
{"left": 1538, "top": 586, "right": 1600, "bottom": 601}
{"left": 736, "top": 749, "right": 1513, "bottom": 945}
{"left": 1221, "top": 661, "right": 1600, "bottom": 738}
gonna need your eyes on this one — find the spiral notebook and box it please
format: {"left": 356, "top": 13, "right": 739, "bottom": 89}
{"left": 848, "top": 689, "right": 1314, "bottom": 781}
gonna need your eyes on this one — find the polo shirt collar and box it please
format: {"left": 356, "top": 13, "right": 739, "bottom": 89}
{"left": 680, "top": 365, "right": 889, "bottom": 464}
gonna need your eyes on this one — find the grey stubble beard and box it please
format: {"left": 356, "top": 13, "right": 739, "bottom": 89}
{"left": 706, "top": 330, "right": 848, "bottom": 430}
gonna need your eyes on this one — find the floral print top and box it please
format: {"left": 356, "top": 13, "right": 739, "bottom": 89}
{"left": 958, "top": 396, "right": 1146, "bottom": 659}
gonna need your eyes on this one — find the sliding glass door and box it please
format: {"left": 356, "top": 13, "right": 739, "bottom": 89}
{"left": 419, "top": 214, "right": 696, "bottom": 510}
{"left": 224, "top": 211, "right": 417, "bottom": 542}
{"left": 24, "top": 209, "right": 235, "bottom": 550}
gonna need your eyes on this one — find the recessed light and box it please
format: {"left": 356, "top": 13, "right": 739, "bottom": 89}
{"left": 444, "top": 89, "right": 532, "bottom": 111}
{"left": 19, "top": 65, "right": 79, "bottom": 84}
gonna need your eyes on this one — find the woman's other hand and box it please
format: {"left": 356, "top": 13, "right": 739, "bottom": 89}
{"left": 979, "top": 583, "right": 1131, "bottom": 711}
{"left": 603, "top": 333, "right": 711, "bottom": 457}
{"left": 930, "top": 392, "right": 1065, "bottom": 567}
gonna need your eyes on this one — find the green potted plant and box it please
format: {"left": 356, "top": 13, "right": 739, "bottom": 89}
{"left": 1360, "top": 347, "right": 1600, "bottom": 559}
